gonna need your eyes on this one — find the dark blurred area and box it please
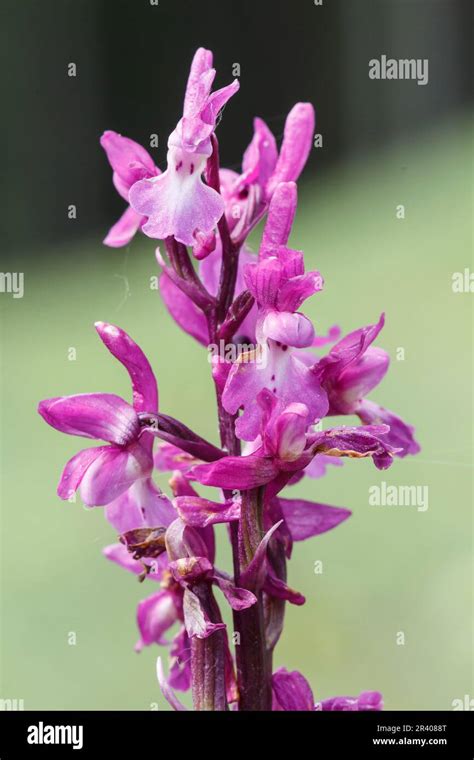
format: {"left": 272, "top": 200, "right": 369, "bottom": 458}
{"left": 1, "top": 0, "right": 471, "bottom": 257}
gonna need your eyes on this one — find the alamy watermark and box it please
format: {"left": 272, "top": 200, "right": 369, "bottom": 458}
{"left": 0, "top": 697, "right": 24, "bottom": 710}
{"left": 369, "top": 481, "right": 429, "bottom": 512}
{"left": 452, "top": 695, "right": 474, "bottom": 710}
{"left": 27, "top": 722, "right": 83, "bottom": 750}
{"left": 452, "top": 268, "right": 474, "bottom": 293}
{"left": 0, "top": 272, "right": 24, "bottom": 298}
{"left": 369, "top": 56, "right": 429, "bottom": 86}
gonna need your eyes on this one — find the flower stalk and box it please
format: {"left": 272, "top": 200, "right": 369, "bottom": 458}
{"left": 37, "top": 46, "right": 420, "bottom": 713}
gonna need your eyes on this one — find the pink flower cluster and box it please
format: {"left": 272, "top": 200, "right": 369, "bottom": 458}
{"left": 38, "top": 48, "right": 419, "bottom": 711}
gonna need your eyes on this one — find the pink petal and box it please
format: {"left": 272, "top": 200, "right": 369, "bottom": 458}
{"left": 189, "top": 454, "right": 279, "bottom": 490}
{"left": 79, "top": 441, "right": 152, "bottom": 506}
{"left": 168, "top": 628, "right": 192, "bottom": 692}
{"left": 264, "top": 570, "right": 305, "bottom": 605}
{"left": 264, "top": 400, "right": 309, "bottom": 462}
{"left": 135, "top": 590, "right": 180, "bottom": 650}
{"left": 182, "top": 587, "right": 226, "bottom": 639}
{"left": 200, "top": 80, "right": 240, "bottom": 126}
{"left": 183, "top": 48, "right": 215, "bottom": 119}
{"left": 154, "top": 443, "right": 200, "bottom": 474}
{"left": 104, "top": 477, "right": 176, "bottom": 532}
{"left": 130, "top": 156, "right": 224, "bottom": 246}
{"left": 159, "top": 273, "right": 209, "bottom": 346}
{"left": 213, "top": 575, "right": 257, "bottom": 611}
{"left": 309, "top": 424, "right": 398, "bottom": 470}
{"left": 330, "top": 347, "right": 389, "bottom": 413}
{"left": 315, "top": 314, "right": 385, "bottom": 383}
{"left": 244, "top": 258, "right": 282, "bottom": 307}
{"left": 356, "top": 399, "right": 420, "bottom": 457}
{"left": 267, "top": 103, "right": 315, "bottom": 196}
{"left": 277, "top": 497, "right": 351, "bottom": 541}
{"left": 276, "top": 271, "right": 323, "bottom": 313}
{"left": 103, "top": 205, "right": 144, "bottom": 248}
{"left": 175, "top": 496, "right": 240, "bottom": 528}
{"left": 223, "top": 345, "right": 328, "bottom": 442}
{"left": 94, "top": 322, "right": 158, "bottom": 414}
{"left": 38, "top": 393, "right": 139, "bottom": 446}
{"left": 240, "top": 117, "right": 278, "bottom": 189}
{"left": 100, "top": 130, "right": 157, "bottom": 188}
{"left": 260, "top": 181, "right": 297, "bottom": 256}
{"left": 272, "top": 668, "right": 314, "bottom": 711}
{"left": 239, "top": 521, "right": 283, "bottom": 591}
{"left": 261, "top": 310, "right": 315, "bottom": 348}
{"left": 57, "top": 445, "right": 109, "bottom": 500}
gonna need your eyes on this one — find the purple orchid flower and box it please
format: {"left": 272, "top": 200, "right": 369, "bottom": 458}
{"left": 100, "top": 131, "right": 160, "bottom": 247}
{"left": 38, "top": 322, "right": 159, "bottom": 506}
{"left": 220, "top": 103, "right": 315, "bottom": 242}
{"left": 314, "top": 314, "right": 420, "bottom": 456}
{"left": 272, "top": 668, "right": 383, "bottom": 712}
{"left": 38, "top": 322, "right": 221, "bottom": 508}
{"left": 39, "top": 46, "right": 421, "bottom": 712}
{"left": 220, "top": 184, "right": 329, "bottom": 441}
{"left": 190, "top": 389, "right": 398, "bottom": 492}
{"left": 104, "top": 536, "right": 192, "bottom": 690}
{"left": 104, "top": 470, "right": 251, "bottom": 702}
{"left": 129, "top": 48, "right": 239, "bottom": 246}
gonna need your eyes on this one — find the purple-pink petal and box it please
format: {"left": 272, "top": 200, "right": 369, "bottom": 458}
{"left": 266, "top": 103, "right": 315, "bottom": 196}
{"left": 212, "top": 575, "right": 257, "bottom": 611}
{"left": 57, "top": 445, "right": 109, "bottom": 500}
{"left": 103, "top": 205, "right": 144, "bottom": 248}
{"left": 315, "top": 314, "right": 385, "bottom": 386}
{"left": 104, "top": 477, "right": 176, "bottom": 533}
{"left": 260, "top": 182, "right": 298, "bottom": 256}
{"left": 167, "top": 628, "right": 192, "bottom": 692}
{"left": 261, "top": 310, "right": 315, "bottom": 348}
{"left": 224, "top": 345, "right": 328, "bottom": 442}
{"left": 182, "top": 587, "right": 226, "bottom": 639}
{"left": 130, "top": 165, "right": 224, "bottom": 246}
{"left": 264, "top": 570, "right": 306, "bottom": 605}
{"left": 317, "top": 690, "right": 383, "bottom": 711}
{"left": 175, "top": 496, "right": 240, "bottom": 528}
{"left": 239, "top": 521, "right": 282, "bottom": 591}
{"left": 276, "top": 497, "right": 351, "bottom": 541}
{"left": 94, "top": 322, "right": 158, "bottom": 414}
{"left": 100, "top": 130, "right": 157, "bottom": 188}
{"left": 38, "top": 393, "right": 139, "bottom": 446}
{"left": 272, "top": 667, "right": 314, "bottom": 711}
{"left": 183, "top": 47, "right": 214, "bottom": 119}
{"left": 135, "top": 589, "right": 181, "bottom": 650}
{"left": 264, "top": 400, "right": 309, "bottom": 462}
{"left": 239, "top": 116, "right": 278, "bottom": 192}
{"left": 276, "top": 271, "right": 323, "bottom": 313}
{"left": 189, "top": 454, "right": 279, "bottom": 490}
{"left": 79, "top": 441, "right": 152, "bottom": 506}
{"left": 356, "top": 399, "right": 421, "bottom": 457}
{"left": 310, "top": 424, "right": 398, "bottom": 470}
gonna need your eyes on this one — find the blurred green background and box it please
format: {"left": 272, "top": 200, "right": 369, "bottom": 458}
{"left": 1, "top": 0, "right": 473, "bottom": 712}
{"left": 1, "top": 112, "right": 472, "bottom": 710}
